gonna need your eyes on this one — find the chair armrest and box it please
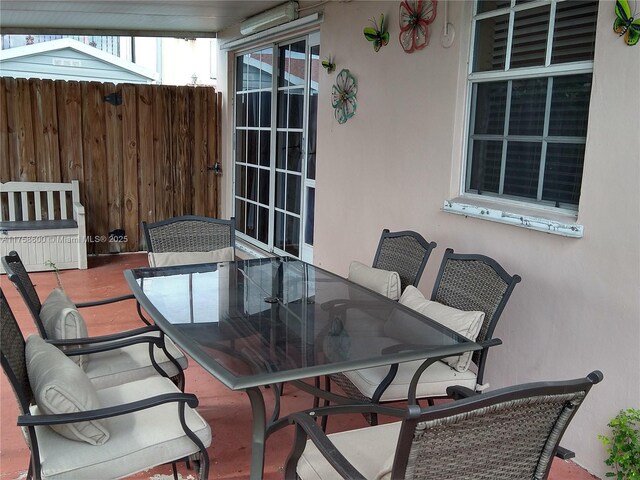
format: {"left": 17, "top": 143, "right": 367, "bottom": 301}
{"left": 446, "top": 385, "right": 479, "bottom": 400}
{"left": 72, "top": 202, "right": 85, "bottom": 216}
{"left": 284, "top": 412, "right": 367, "bottom": 480}
{"left": 74, "top": 293, "right": 136, "bottom": 308}
{"left": 18, "top": 392, "right": 198, "bottom": 426}
{"left": 47, "top": 334, "right": 162, "bottom": 356}
{"left": 48, "top": 325, "right": 160, "bottom": 345}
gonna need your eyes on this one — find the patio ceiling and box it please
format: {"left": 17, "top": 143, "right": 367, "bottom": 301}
{"left": 0, "top": 1, "right": 285, "bottom": 38}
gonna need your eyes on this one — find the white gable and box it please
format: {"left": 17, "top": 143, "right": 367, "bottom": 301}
{"left": 0, "top": 38, "right": 158, "bottom": 84}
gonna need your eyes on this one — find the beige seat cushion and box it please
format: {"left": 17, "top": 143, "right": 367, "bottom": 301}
{"left": 25, "top": 335, "right": 109, "bottom": 445}
{"left": 393, "top": 286, "right": 484, "bottom": 372}
{"left": 148, "top": 247, "right": 235, "bottom": 267}
{"left": 297, "top": 421, "right": 401, "bottom": 480}
{"left": 31, "top": 375, "right": 212, "bottom": 480}
{"left": 343, "top": 359, "right": 477, "bottom": 402}
{"left": 84, "top": 331, "right": 188, "bottom": 389}
{"left": 348, "top": 261, "right": 401, "bottom": 300}
{"left": 39, "top": 288, "right": 90, "bottom": 369}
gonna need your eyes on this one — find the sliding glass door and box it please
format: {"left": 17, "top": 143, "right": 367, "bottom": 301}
{"left": 234, "top": 32, "right": 319, "bottom": 261}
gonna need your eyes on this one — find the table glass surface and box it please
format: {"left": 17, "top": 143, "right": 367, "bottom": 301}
{"left": 126, "top": 257, "right": 477, "bottom": 390}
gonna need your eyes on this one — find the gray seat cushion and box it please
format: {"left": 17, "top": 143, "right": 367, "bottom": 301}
{"left": 0, "top": 219, "right": 78, "bottom": 231}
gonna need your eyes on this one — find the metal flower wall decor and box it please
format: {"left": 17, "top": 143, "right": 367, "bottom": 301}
{"left": 399, "top": 0, "right": 438, "bottom": 53}
{"left": 331, "top": 69, "right": 357, "bottom": 124}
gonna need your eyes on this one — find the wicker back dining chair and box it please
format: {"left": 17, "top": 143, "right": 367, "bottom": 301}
{"left": 286, "top": 371, "right": 603, "bottom": 480}
{"left": 2, "top": 250, "right": 187, "bottom": 390}
{"left": 430, "top": 248, "right": 522, "bottom": 391}
{"left": 372, "top": 229, "right": 437, "bottom": 293}
{"left": 143, "top": 215, "right": 236, "bottom": 266}
{"left": 1, "top": 289, "right": 211, "bottom": 480}
{"left": 325, "top": 248, "right": 521, "bottom": 427}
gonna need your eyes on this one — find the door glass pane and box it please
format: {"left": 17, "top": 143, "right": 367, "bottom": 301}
{"left": 509, "top": 78, "right": 547, "bottom": 136}
{"left": 247, "top": 167, "right": 258, "bottom": 202}
{"left": 473, "top": 14, "right": 509, "bottom": 72}
{"left": 305, "top": 187, "right": 315, "bottom": 245}
{"left": 277, "top": 91, "right": 288, "bottom": 128}
{"left": 504, "top": 142, "right": 541, "bottom": 198}
{"left": 469, "top": 140, "right": 503, "bottom": 194}
{"left": 276, "top": 132, "right": 287, "bottom": 169}
{"left": 259, "top": 131, "right": 271, "bottom": 167}
{"left": 276, "top": 172, "right": 286, "bottom": 210}
{"left": 259, "top": 169, "right": 270, "bottom": 205}
{"left": 287, "top": 132, "right": 302, "bottom": 172}
{"left": 246, "top": 203, "right": 257, "bottom": 238}
{"left": 236, "top": 93, "right": 247, "bottom": 127}
{"left": 258, "top": 48, "right": 273, "bottom": 89}
{"left": 288, "top": 88, "right": 304, "bottom": 128}
{"left": 275, "top": 211, "right": 285, "bottom": 250}
{"left": 247, "top": 92, "right": 259, "bottom": 128}
{"left": 260, "top": 92, "right": 271, "bottom": 127}
{"left": 285, "top": 215, "right": 300, "bottom": 256}
{"left": 307, "top": 93, "right": 317, "bottom": 180}
{"left": 286, "top": 174, "right": 301, "bottom": 214}
{"left": 235, "top": 199, "right": 246, "bottom": 233}
{"left": 257, "top": 206, "right": 269, "bottom": 244}
{"left": 236, "top": 164, "right": 246, "bottom": 197}
{"left": 236, "top": 130, "right": 246, "bottom": 162}
{"left": 279, "top": 41, "right": 306, "bottom": 87}
{"left": 247, "top": 131, "right": 258, "bottom": 164}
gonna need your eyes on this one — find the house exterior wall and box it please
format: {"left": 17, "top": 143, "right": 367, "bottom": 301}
{"left": 218, "top": 1, "right": 640, "bottom": 476}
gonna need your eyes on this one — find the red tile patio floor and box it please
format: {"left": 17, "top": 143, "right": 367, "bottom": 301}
{"left": 0, "top": 253, "right": 599, "bottom": 479}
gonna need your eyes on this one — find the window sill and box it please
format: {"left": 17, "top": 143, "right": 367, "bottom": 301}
{"left": 442, "top": 198, "right": 583, "bottom": 238}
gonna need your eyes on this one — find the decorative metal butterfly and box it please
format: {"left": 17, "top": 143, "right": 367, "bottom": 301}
{"left": 615, "top": 0, "right": 640, "bottom": 46}
{"left": 321, "top": 56, "right": 336, "bottom": 73}
{"left": 364, "top": 14, "right": 390, "bottom": 52}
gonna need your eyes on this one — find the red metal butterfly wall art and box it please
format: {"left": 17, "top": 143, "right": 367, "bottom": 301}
{"left": 399, "top": 0, "right": 438, "bottom": 53}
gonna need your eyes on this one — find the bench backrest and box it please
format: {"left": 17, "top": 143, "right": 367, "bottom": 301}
{"left": 0, "top": 181, "right": 81, "bottom": 222}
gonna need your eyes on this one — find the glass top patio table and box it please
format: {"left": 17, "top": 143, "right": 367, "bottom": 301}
{"left": 125, "top": 257, "right": 480, "bottom": 391}
{"left": 125, "top": 256, "right": 482, "bottom": 479}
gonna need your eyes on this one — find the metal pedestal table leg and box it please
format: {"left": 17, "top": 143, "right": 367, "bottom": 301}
{"left": 245, "top": 387, "right": 267, "bottom": 480}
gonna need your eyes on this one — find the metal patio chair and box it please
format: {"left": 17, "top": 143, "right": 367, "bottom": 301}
{"left": 0, "top": 289, "right": 211, "bottom": 480}
{"left": 325, "top": 248, "right": 521, "bottom": 426}
{"left": 2, "top": 250, "right": 187, "bottom": 390}
{"left": 143, "top": 215, "right": 236, "bottom": 267}
{"left": 286, "top": 370, "right": 603, "bottom": 480}
{"left": 372, "top": 229, "right": 437, "bottom": 293}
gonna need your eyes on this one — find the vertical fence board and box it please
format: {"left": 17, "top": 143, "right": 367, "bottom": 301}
{"left": 0, "top": 78, "right": 11, "bottom": 183}
{"left": 1, "top": 78, "right": 219, "bottom": 254}
{"left": 137, "top": 85, "right": 155, "bottom": 227}
{"left": 193, "top": 87, "right": 207, "bottom": 216}
{"left": 82, "top": 82, "right": 109, "bottom": 255}
{"left": 30, "top": 79, "right": 61, "bottom": 183}
{"left": 153, "top": 85, "right": 172, "bottom": 222}
{"left": 104, "top": 82, "right": 124, "bottom": 253}
{"left": 121, "top": 84, "right": 139, "bottom": 251}
{"left": 55, "top": 80, "right": 84, "bottom": 184}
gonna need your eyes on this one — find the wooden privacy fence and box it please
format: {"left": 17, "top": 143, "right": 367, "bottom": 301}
{"left": 0, "top": 77, "right": 221, "bottom": 254}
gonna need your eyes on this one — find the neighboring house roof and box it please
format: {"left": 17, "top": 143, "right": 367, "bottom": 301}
{"left": 0, "top": 38, "right": 158, "bottom": 83}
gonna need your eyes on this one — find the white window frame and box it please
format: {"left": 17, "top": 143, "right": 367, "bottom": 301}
{"left": 449, "top": 0, "right": 596, "bottom": 236}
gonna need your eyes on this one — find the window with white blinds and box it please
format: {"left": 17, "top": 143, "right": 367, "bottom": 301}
{"left": 466, "top": 0, "right": 598, "bottom": 210}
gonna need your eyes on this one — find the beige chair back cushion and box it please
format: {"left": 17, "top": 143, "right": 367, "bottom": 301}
{"left": 348, "top": 261, "right": 401, "bottom": 300}
{"left": 148, "top": 247, "right": 235, "bottom": 267}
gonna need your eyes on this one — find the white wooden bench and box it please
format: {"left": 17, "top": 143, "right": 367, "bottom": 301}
{"left": 0, "top": 180, "right": 87, "bottom": 272}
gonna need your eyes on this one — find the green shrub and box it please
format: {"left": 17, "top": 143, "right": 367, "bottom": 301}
{"left": 598, "top": 408, "right": 640, "bottom": 480}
